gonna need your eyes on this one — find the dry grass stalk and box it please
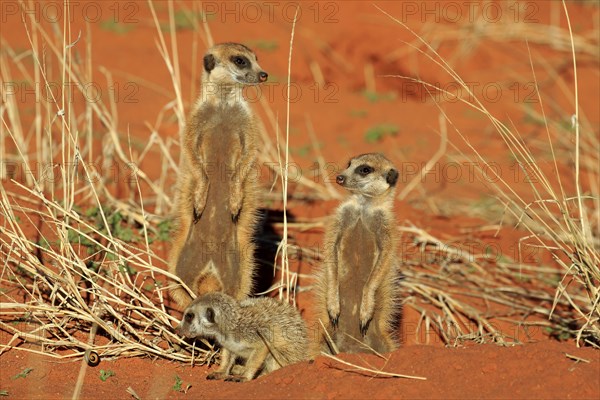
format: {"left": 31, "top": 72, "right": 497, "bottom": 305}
{"left": 320, "top": 352, "right": 427, "bottom": 380}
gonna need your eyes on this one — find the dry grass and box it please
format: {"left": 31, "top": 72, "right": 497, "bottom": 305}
{"left": 377, "top": 1, "right": 599, "bottom": 346}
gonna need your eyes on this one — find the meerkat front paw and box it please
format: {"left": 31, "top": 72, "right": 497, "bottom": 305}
{"left": 229, "top": 188, "right": 243, "bottom": 222}
{"left": 224, "top": 375, "right": 247, "bottom": 383}
{"left": 193, "top": 207, "right": 203, "bottom": 223}
{"left": 359, "top": 293, "right": 375, "bottom": 336}
{"left": 193, "top": 191, "right": 207, "bottom": 223}
{"left": 229, "top": 199, "right": 241, "bottom": 222}
{"left": 327, "top": 302, "right": 340, "bottom": 329}
{"left": 360, "top": 318, "right": 372, "bottom": 337}
{"left": 206, "top": 371, "right": 229, "bottom": 380}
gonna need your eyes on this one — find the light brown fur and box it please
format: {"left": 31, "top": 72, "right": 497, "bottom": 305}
{"left": 314, "top": 153, "right": 401, "bottom": 354}
{"left": 169, "top": 43, "right": 268, "bottom": 308}
{"left": 177, "top": 292, "right": 309, "bottom": 382}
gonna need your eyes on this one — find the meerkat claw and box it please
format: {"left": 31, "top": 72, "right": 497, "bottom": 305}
{"left": 360, "top": 319, "right": 372, "bottom": 337}
{"left": 193, "top": 207, "right": 202, "bottom": 223}
{"left": 328, "top": 312, "right": 339, "bottom": 329}
{"left": 206, "top": 372, "right": 227, "bottom": 380}
{"left": 224, "top": 375, "right": 247, "bottom": 383}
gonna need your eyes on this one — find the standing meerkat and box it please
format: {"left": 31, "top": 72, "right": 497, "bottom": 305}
{"left": 177, "top": 292, "right": 309, "bottom": 382}
{"left": 315, "top": 153, "right": 401, "bottom": 354}
{"left": 169, "top": 43, "right": 268, "bottom": 307}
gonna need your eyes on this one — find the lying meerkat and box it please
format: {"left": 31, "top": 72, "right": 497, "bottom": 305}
{"left": 177, "top": 292, "right": 308, "bottom": 382}
{"left": 315, "top": 153, "right": 401, "bottom": 354}
{"left": 169, "top": 43, "right": 268, "bottom": 308}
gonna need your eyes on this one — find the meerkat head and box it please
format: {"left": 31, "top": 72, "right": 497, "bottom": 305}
{"left": 336, "top": 153, "right": 399, "bottom": 198}
{"left": 202, "top": 42, "right": 268, "bottom": 86}
{"left": 176, "top": 292, "right": 237, "bottom": 340}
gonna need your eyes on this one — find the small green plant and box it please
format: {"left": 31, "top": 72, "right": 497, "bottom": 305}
{"left": 245, "top": 40, "right": 278, "bottom": 52}
{"left": 12, "top": 368, "right": 33, "bottom": 380}
{"left": 544, "top": 326, "right": 572, "bottom": 342}
{"left": 99, "top": 370, "right": 115, "bottom": 382}
{"left": 364, "top": 124, "right": 399, "bottom": 143}
{"left": 155, "top": 220, "right": 173, "bottom": 242}
{"left": 99, "top": 20, "right": 134, "bottom": 35}
{"left": 349, "top": 109, "right": 368, "bottom": 118}
{"left": 362, "top": 90, "right": 396, "bottom": 103}
{"left": 291, "top": 144, "right": 312, "bottom": 157}
{"left": 143, "top": 280, "right": 162, "bottom": 292}
{"left": 173, "top": 375, "right": 191, "bottom": 393}
{"left": 118, "top": 263, "right": 137, "bottom": 276}
{"left": 169, "top": 10, "right": 215, "bottom": 31}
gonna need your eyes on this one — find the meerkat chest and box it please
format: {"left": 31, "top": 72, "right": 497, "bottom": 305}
{"left": 339, "top": 212, "right": 379, "bottom": 279}
{"left": 194, "top": 104, "right": 253, "bottom": 171}
{"left": 219, "top": 332, "right": 256, "bottom": 358}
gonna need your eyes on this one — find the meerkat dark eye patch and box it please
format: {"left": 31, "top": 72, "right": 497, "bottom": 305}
{"left": 231, "top": 55, "right": 250, "bottom": 69}
{"left": 205, "top": 307, "right": 215, "bottom": 323}
{"left": 184, "top": 312, "right": 194, "bottom": 323}
{"left": 386, "top": 168, "right": 399, "bottom": 186}
{"left": 355, "top": 164, "right": 374, "bottom": 176}
{"left": 203, "top": 54, "right": 216, "bottom": 73}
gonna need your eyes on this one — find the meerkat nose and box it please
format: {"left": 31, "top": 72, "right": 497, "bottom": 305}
{"left": 336, "top": 175, "right": 345, "bottom": 185}
{"left": 259, "top": 71, "right": 268, "bottom": 82}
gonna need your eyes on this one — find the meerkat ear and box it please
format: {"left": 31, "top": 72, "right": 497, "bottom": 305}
{"left": 205, "top": 307, "right": 215, "bottom": 324}
{"left": 386, "top": 168, "right": 399, "bottom": 187}
{"left": 203, "top": 54, "right": 216, "bottom": 73}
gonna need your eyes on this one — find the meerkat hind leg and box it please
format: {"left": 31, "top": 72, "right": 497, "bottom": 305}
{"left": 225, "top": 344, "right": 270, "bottom": 382}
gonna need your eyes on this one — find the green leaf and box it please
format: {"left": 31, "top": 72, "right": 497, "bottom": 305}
{"left": 364, "top": 124, "right": 399, "bottom": 143}
{"left": 99, "top": 369, "right": 115, "bottom": 382}
{"left": 12, "top": 367, "right": 33, "bottom": 380}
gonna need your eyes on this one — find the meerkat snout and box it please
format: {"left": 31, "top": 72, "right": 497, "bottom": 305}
{"left": 386, "top": 168, "right": 399, "bottom": 186}
{"left": 336, "top": 174, "right": 345, "bottom": 185}
{"left": 259, "top": 71, "right": 268, "bottom": 82}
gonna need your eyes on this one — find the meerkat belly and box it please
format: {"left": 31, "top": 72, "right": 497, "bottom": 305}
{"left": 338, "top": 220, "right": 376, "bottom": 334}
{"left": 176, "top": 112, "right": 246, "bottom": 296}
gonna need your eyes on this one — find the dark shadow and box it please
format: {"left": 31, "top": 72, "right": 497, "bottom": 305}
{"left": 251, "top": 208, "right": 296, "bottom": 296}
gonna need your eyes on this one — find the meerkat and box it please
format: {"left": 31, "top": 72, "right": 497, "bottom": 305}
{"left": 314, "top": 153, "right": 401, "bottom": 354}
{"left": 177, "top": 292, "right": 309, "bottom": 382}
{"left": 169, "top": 43, "right": 268, "bottom": 308}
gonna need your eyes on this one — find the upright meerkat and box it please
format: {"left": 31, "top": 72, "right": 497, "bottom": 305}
{"left": 177, "top": 292, "right": 309, "bottom": 382}
{"left": 169, "top": 43, "right": 268, "bottom": 307}
{"left": 315, "top": 153, "right": 401, "bottom": 354}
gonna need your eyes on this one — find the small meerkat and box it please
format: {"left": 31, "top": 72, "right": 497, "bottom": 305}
{"left": 169, "top": 43, "right": 268, "bottom": 307}
{"left": 314, "top": 153, "right": 401, "bottom": 354}
{"left": 177, "top": 292, "right": 309, "bottom": 382}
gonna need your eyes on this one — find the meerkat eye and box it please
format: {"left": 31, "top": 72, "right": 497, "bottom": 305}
{"left": 355, "top": 164, "right": 374, "bottom": 176}
{"left": 231, "top": 56, "right": 249, "bottom": 68}
{"left": 205, "top": 307, "right": 215, "bottom": 323}
{"left": 184, "top": 312, "right": 194, "bottom": 323}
